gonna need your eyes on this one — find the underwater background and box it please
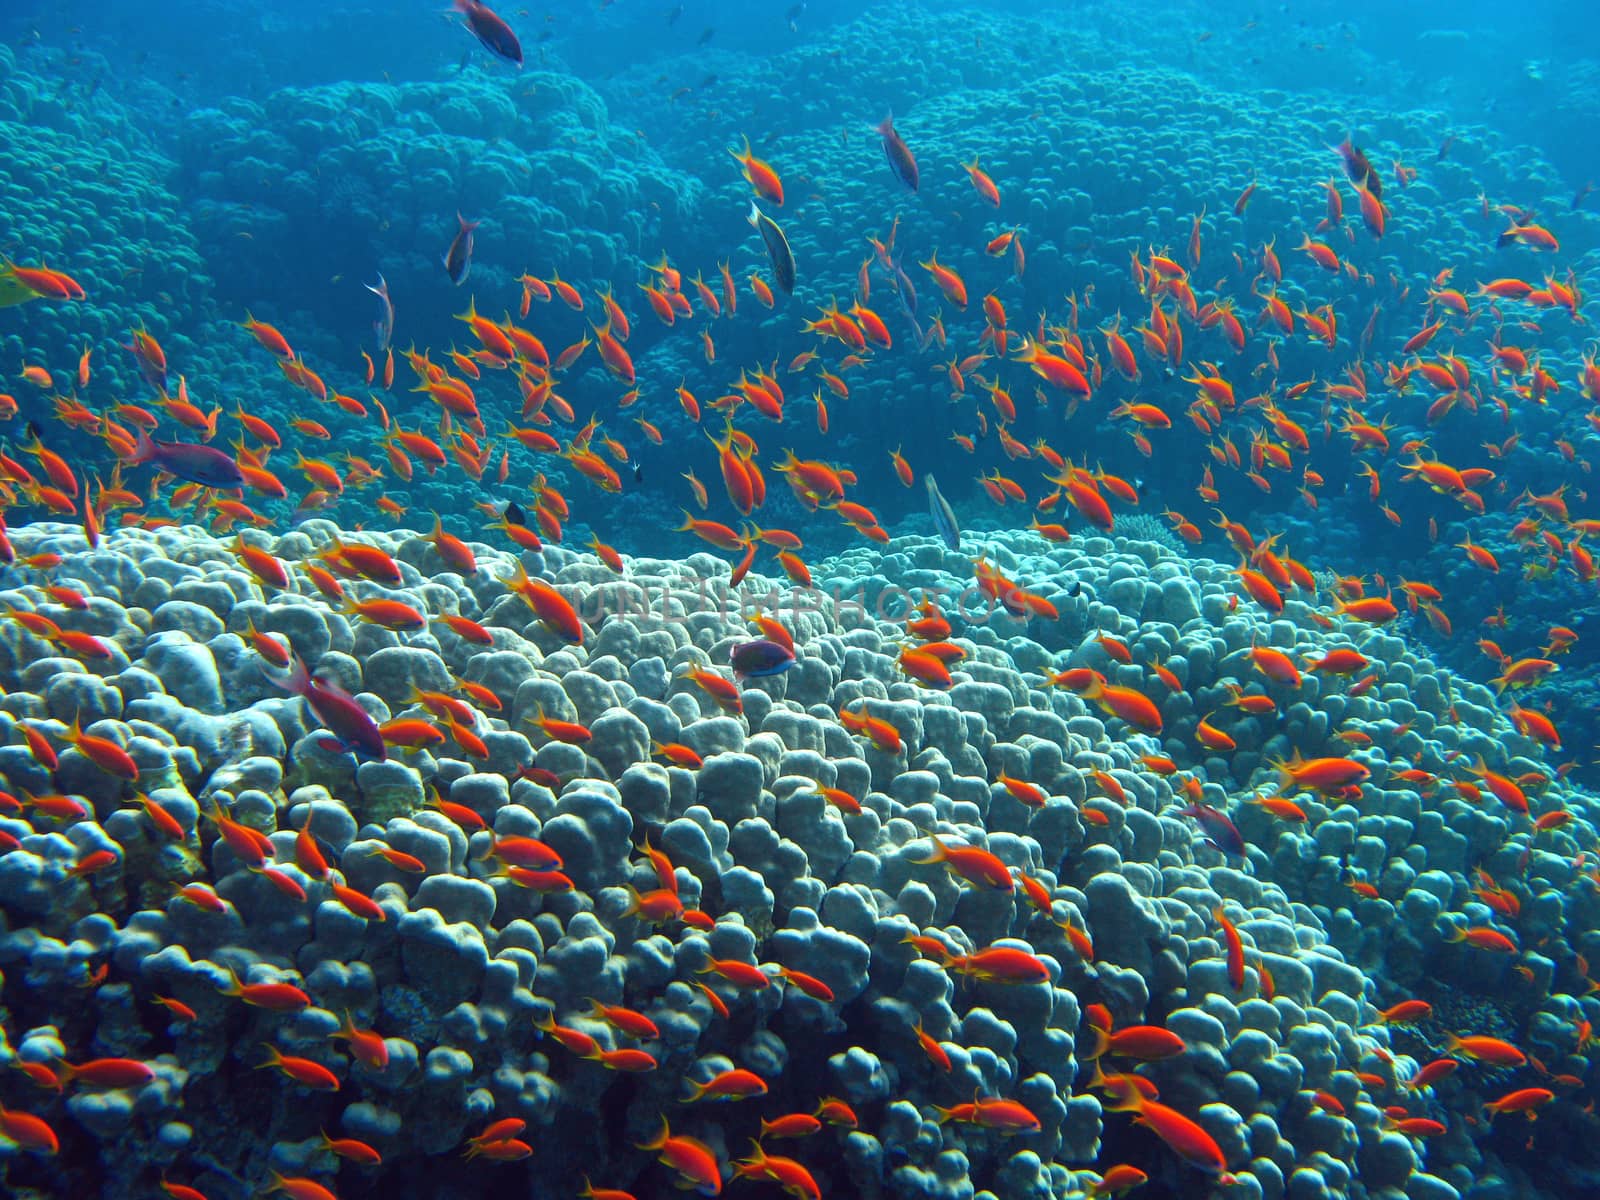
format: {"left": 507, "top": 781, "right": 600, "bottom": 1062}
{"left": 1, "top": 1, "right": 1600, "bottom": 1198}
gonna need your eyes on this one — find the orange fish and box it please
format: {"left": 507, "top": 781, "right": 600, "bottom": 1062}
{"left": 913, "top": 833, "right": 1013, "bottom": 891}
{"left": 729, "top": 134, "right": 783, "bottom": 204}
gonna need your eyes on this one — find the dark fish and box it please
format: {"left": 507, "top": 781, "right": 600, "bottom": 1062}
{"left": 443, "top": 212, "right": 479, "bottom": 286}
{"left": 747, "top": 202, "right": 795, "bottom": 294}
{"left": 129, "top": 431, "right": 244, "bottom": 490}
{"left": 1435, "top": 134, "right": 1456, "bottom": 161}
{"left": 1574, "top": 181, "right": 1595, "bottom": 211}
{"left": 891, "top": 255, "right": 918, "bottom": 312}
{"left": 1178, "top": 803, "right": 1246, "bottom": 858}
{"left": 633, "top": 462, "right": 643, "bottom": 483}
{"left": 730, "top": 638, "right": 796, "bottom": 680}
{"left": 364, "top": 272, "right": 394, "bottom": 350}
{"left": 786, "top": 3, "right": 806, "bottom": 31}
{"left": 454, "top": 0, "right": 523, "bottom": 67}
{"left": 666, "top": 4, "right": 684, "bottom": 23}
{"left": 504, "top": 501, "right": 528, "bottom": 526}
{"left": 697, "top": 27, "right": 715, "bottom": 45}
{"left": 270, "top": 654, "right": 386, "bottom": 761}
{"left": 1334, "top": 135, "right": 1381, "bottom": 199}
{"left": 878, "top": 112, "right": 919, "bottom": 192}
{"left": 883, "top": 253, "right": 924, "bottom": 340}
{"left": 924, "top": 474, "right": 960, "bottom": 551}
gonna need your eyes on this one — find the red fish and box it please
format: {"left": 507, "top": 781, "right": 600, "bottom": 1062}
{"left": 1090, "top": 1025, "right": 1187, "bottom": 1061}
{"left": 913, "top": 834, "right": 1013, "bottom": 891}
{"left": 453, "top": 0, "right": 522, "bottom": 66}
{"left": 730, "top": 135, "right": 783, "bottom": 204}
{"left": 1108, "top": 1089, "right": 1234, "bottom": 1181}
{"left": 1214, "top": 907, "right": 1245, "bottom": 991}
{"left": 637, "top": 1117, "right": 722, "bottom": 1195}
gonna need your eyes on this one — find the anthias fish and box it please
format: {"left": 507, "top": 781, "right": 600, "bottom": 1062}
{"left": 129, "top": 431, "right": 245, "bottom": 490}
{"left": 270, "top": 654, "right": 386, "bottom": 761}
{"left": 453, "top": 0, "right": 522, "bottom": 67}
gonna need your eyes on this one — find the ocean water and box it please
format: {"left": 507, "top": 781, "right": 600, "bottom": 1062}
{"left": 0, "top": 2, "right": 1598, "bottom": 1198}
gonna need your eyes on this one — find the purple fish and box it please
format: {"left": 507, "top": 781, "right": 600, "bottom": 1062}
{"left": 270, "top": 654, "right": 386, "bottom": 761}
{"left": 442, "top": 212, "right": 479, "bottom": 286}
{"left": 130, "top": 431, "right": 244, "bottom": 490}
{"left": 1178, "top": 803, "right": 1246, "bottom": 858}
{"left": 454, "top": 0, "right": 523, "bottom": 67}
{"left": 730, "top": 638, "right": 796, "bottom": 680}
{"left": 877, "top": 112, "right": 919, "bottom": 192}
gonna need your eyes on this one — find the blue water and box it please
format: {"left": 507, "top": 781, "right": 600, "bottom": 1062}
{"left": 3, "top": 3, "right": 1600, "bottom": 1198}
{"left": 2, "top": 0, "right": 1597, "bottom": 725}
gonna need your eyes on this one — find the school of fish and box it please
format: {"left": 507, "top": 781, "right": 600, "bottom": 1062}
{"left": 0, "top": 2, "right": 1597, "bottom": 1198}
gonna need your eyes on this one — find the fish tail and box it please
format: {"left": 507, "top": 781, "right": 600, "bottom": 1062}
{"left": 635, "top": 1115, "right": 671, "bottom": 1152}
{"left": 1085, "top": 1024, "right": 1110, "bottom": 1061}
{"left": 267, "top": 653, "right": 309, "bottom": 696}
{"left": 1269, "top": 751, "right": 1301, "bottom": 790}
{"left": 129, "top": 428, "right": 157, "bottom": 466}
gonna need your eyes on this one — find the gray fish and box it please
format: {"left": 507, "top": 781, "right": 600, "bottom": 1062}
{"left": 443, "top": 212, "right": 480, "bottom": 285}
{"left": 747, "top": 201, "right": 795, "bottom": 294}
{"left": 925, "top": 473, "right": 960, "bottom": 551}
{"left": 364, "top": 272, "right": 394, "bottom": 350}
{"left": 877, "top": 112, "right": 919, "bottom": 192}
{"left": 891, "top": 254, "right": 918, "bottom": 313}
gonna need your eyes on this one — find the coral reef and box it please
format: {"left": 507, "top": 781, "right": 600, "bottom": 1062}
{"left": 0, "top": 5, "right": 1597, "bottom": 1199}
{"left": 0, "top": 515, "right": 1584, "bottom": 1200}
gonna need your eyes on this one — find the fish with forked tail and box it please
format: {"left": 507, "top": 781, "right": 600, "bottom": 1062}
{"left": 747, "top": 202, "right": 795, "bottom": 294}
